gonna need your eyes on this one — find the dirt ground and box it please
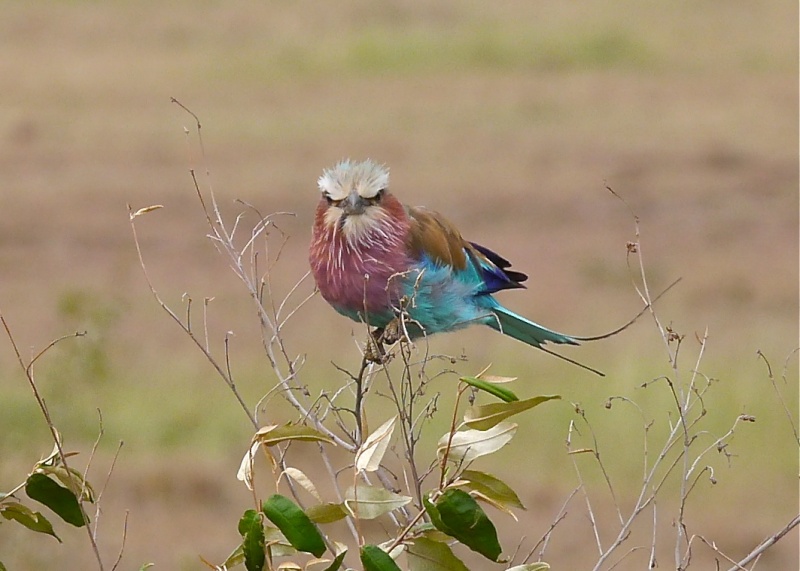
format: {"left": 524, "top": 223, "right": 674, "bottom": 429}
{"left": 0, "top": 2, "right": 797, "bottom": 570}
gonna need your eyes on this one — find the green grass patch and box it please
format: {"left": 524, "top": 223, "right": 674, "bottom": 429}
{"left": 207, "top": 24, "right": 659, "bottom": 84}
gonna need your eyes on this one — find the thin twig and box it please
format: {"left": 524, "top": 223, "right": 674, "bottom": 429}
{"left": 128, "top": 208, "right": 258, "bottom": 429}
{"left": 94, "top": 439, "right": 124, "bottom": 538}
{"left": 109, "top": 510, "right": 130, "bottom": 571}
{"left": 726, "top": 515, "right": 800, "bottom": 571}
{"left": 756, "top": 350, "right": 800, "bottom": 445}
{"left": 566, "top": 419, "right": 603, "bottom": 555}
{"left": 527, "top": 485, "right": 579, "bottom": 562}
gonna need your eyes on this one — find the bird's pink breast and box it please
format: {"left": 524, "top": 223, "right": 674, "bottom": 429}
{"left": 309, "top": 198, "right": 412, "bottom": 318}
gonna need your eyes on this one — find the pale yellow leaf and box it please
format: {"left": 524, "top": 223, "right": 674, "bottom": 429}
{"left": 506, "top": 563, "right": 550, "bottom": 571}
{"left": 282, "top": 467, "right": 322, "bottom": 503}
{"left": 355, "top": 416, "right": 397, "bottom": 473}
{"left": 406, "top": 537, "right": 469, "bottom": 571}
{"left": 305, "top": 503, "right": 347, "bottom": 524}
{"left": 130, "top": 205, "right": 164, "bottom": 218}
{"left": 236, "top": 441, "right": 261, "bottom": 490}
{"left": 256, "top": 423, "right": 336, "bottom": 446}
{"left": 437, "top": 422, "right": 517, "bottom": 464}
{"left": 377, "top": 540, "right": 406, "bottom": 560}
{"left": 344, "top": 485, "right": 411, "bottom": 520}
{"left": 305, "top": 557, "right": 334, "bottom": 570}
{"left": 478, "top": 375, "right": 518, "bottom": 384}
{"left": 254, "top": 424, "right": 280, "bottom": 437}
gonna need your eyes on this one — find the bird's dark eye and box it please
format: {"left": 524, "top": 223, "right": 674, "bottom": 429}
{"left": 324, "top": 194, "right": 337, "bottom": 206}
{"left": 366, "top": 188, "right": 386, "bottom": 205}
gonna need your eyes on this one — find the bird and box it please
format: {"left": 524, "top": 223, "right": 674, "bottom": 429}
{"left": 308, "top": 159, "right": 598, "bottom": 373}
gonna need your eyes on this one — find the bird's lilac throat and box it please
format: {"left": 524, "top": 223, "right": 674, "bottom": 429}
{"left": 309, "top": 195, "right": 411, "bottom": 324}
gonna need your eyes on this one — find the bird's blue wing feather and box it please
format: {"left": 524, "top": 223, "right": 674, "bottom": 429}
{"left": 466, "top": 242, "right": 527, "bottom": 295}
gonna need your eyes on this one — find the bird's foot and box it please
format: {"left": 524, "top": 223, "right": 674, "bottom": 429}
{"left": 380, "top": 318, "right": 405, "bottom": 346}
{"left": 364, "top": 327, "right": 388, "bottom": 364}
{"left": 364, "top": 321, "right": 406, "bottom": 364}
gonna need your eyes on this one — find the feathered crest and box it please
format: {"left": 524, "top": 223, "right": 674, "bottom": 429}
{"left": 317, "top": 159, "right": 390, "bottom": 201}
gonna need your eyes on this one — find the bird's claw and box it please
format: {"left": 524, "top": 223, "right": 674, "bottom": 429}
{"left": 381, "top": 318, "right": 404, "bottom": 345}
{"left": 364, "top": 335, "right": 385, "bottom": 364}
{"left": 364, "top": 320, "right": 406, "bottom": 364}
{"left": 364, "top": 327, "right": 388, "bottom": 364}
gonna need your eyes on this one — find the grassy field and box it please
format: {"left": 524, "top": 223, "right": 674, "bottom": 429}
{"left": 0, "top": 1, "right": 797, "bottom": 569}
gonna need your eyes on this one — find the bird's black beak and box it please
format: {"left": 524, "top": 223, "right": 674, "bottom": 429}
{"left": 341, "top": 191, "right": 367, "bottom": 217}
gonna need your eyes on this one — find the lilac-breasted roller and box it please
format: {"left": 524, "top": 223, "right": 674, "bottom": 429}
{"left": 309, "top": 159, "right": 595, "bottom": 370}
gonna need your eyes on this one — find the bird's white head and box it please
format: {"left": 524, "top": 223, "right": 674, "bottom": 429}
{"left": 318, "top": 159, "right": 389, "bottom": 202}
{"left": 317, "top": 159, "right": 394, "bottom": 241}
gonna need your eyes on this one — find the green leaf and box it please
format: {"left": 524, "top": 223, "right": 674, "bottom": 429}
{"left": 464, "top": 395, "right": 560, "bottom": 430}
{"left": 459, "top": 376, "right": 518, "bottom": 402}
{"left": 0, "top": 502, "right": 61, "bottom": 542}
{"left": 238, "top": 509, "right": 266, "bottom": 571}
{"left": 344, "top": 485, "right": 412, "bottom": 520}
{"left": 423, "top": 495, "right": 452, "bottom": 537}
{"left": 321, "top": 549, "right": 347, "bottom": 571}
{"left": 0, "top": 560, "right": 6, "bottom": 571}
{"left": 360, "top": 544, "right": 402, "bottom": 571}
{"left": 262, "top": 494, "right": 326, "bottom": 557}
{"left": 238, "top": 508, "right": 261, "bottom": 536}
{"left": 25, "top": 473, "right": 86, "bottom": 527}
{"left": 431, "top": 489, "right": 502, "bottom": 562}
{"left": 137, "top": 564, "right": 155, "bottom": 571}
{"left": 407, "top": 537, "right": 469, "bottom": 571}
{"left": 242, "top": 532, "right": 265, "bottom": 571}
{"left": 458, "top": 470, "right": 525, "bottom": 510}
{"left": 306, "top": 502, "right": 348, "bottom": 524}
{"left": 438, "top": 422, "right": 517, "bottom": 464}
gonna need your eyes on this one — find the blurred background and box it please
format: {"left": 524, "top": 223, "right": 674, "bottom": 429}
{"left": 0, "top": 1, "right": 796, "bottom": 569}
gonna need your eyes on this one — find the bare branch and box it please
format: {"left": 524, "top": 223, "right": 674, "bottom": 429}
{"left": 726, "top": 515, "right": 800, "bottom": 571}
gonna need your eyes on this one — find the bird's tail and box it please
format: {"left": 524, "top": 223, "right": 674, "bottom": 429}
{"left": 488, "top": 306, "right": 578, "bottom": 347}
{"left": 487, "top": 306, "right": 604, "bottom": 375}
